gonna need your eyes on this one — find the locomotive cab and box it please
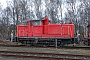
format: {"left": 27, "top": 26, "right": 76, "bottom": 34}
{"left": 28, "top": 16, "right": 50, "bottom": 26}
{"left": 26, "top": 16, "right": 50, "bottom": 37}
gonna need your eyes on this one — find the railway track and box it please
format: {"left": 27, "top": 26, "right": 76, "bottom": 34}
{"left": 0, "top": 44, "right": 90, "bottom": 50}
{"left": 0, "top": 51, "right": 89, "bottom": 60}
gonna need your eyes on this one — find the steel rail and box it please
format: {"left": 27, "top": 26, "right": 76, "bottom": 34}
{"left": 0, "top": 54, "right": 82, "bottom": 60}
{"left": 0, "top": 51, "right": 89, "bottom": 60}
{"left": 0, "top": 44, "right": 90, "bottom": 50}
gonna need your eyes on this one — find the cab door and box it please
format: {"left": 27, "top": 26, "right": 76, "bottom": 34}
{"left": 33, "top": 20, "right": 43, "bottom": 37}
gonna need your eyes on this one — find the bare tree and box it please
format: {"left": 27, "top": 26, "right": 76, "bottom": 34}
{"left": 0, "top": 0, "right": 90, "bottom": 40}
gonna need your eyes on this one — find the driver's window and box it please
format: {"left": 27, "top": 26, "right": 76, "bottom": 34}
{"left": 34, "top": 21, "right": 40, "bottom": 26}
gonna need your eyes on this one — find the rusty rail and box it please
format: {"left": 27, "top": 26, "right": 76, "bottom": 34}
{"left": 0, "top": 44, "right": 90, "bottom": 50}
{"left": 0, "top": 51, "right": 89, "bottom": 60}
{"left": 0, "top": 54, "right": 82, "bottom": 60}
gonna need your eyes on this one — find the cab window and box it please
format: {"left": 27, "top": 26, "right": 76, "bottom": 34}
{"left": 34, "top": 21, "right": 40, "bottom": 26}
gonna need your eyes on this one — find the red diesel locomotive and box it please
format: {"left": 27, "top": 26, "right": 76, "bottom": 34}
{"left": 15, "top": 16, "right": 76, "bottom": 46}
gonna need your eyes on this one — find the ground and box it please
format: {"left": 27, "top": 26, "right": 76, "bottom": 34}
{"left": 0, "top": 40, "right": 90, "bottom": 60}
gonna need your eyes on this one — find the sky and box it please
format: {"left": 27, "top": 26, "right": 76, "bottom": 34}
{"left": 0, "top": 0, "right": 11, "bottom": 8}
{"left": 0, "top": 0, "right": 7, "bottom": 8}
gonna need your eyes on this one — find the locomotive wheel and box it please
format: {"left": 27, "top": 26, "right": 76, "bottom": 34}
{"left": 57, "top": 40, "right": 64, "bottom": 47}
